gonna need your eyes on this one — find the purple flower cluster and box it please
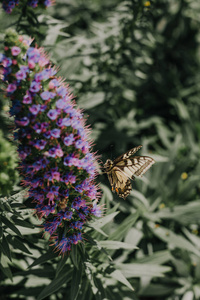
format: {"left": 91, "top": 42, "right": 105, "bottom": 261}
{"left": 1, "top": 30, "right": 102, "bottom": 254}
{"left": 0, "top": 0, "right": 54, "bottom": 14}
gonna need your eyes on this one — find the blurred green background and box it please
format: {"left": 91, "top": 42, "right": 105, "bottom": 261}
{"left": 1, "top": 0, "right": 200, "bottom": 299}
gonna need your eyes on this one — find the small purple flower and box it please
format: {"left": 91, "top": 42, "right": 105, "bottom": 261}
{"left": 43, "top": 219, "right": 61, "bottom": 235}
{"left": 20, "top": 66, "right": 29, "bottom": 73}
{"left": 75, "top": 139, "right": 84, "bottom": 149}
{"left": 6, "top": 83, "right": 17, "bottom": 93}
{"left": 61, "top": 117, "right": 71, "bottom": 127}
{"left": 15, "top": 69, "right": 27, "bottom": 80}
{"left": 50, "top": 169, "right": 60, "bottom": 181}
{"left": 91, "top": 203, "right": 102, "bottom": 217}
{"left": 48, "top": 147, "right": 57, "bottom": 158}
{"left": 57, "top": 86, "right": 68, "bottom": 97}
{"left": 63, "top": 211, "right": 73, "bottom": 220}
{"left": 15, "top": 116, "right": 29, "bottom": 126}
{"left": 2, "top": 57, "right": 12, "bottom": 67}
{"left": 11, "top": 46, "right": 21, "bottom": 56}
{"left": 29, "top": 104, "right": 41, "bottom": 115}
{"left": 49, "top": 79, "right": 59, "bottom": 88}
{"left": 27, "top": 47, "right": 40, "bottom": 63}
{"left": 47, "top": 109, "right": 59, "bottom": 120}
{"left": 33, "top": 122, "right": 42, "bottom": 133}
{"left": 70, "top": 221, "right": 83, "bottom": 230}
{"left": 71, "top": 233, "right": 82, "bottom": 245}
{"left": 40, "top": 91, "right": 50, "bottom": 100}
{"left": 0, "top": 53, "right": 5, "bottom": 62}
{"left": 28, "top": 0, "right": 38, "bottom": 8}
{"left": 63, "top": 134, "right": 74, "bottom": 146}
{"left": 34, "top": 139, "right": 47, "bottom": 150}
{"left": 55, "top": 146, "right": 64, "bottom": 157}
{"left": 56, "top": 98, "right": 68, "bottom": 109}
{"left": 51, "top": 128, "right": 61, "bottom": 138}
{"left": 43, "top": 130, "right": 51, "bottom": 139}
{"left": 40, "top": 105, "right": 47, "bottom": 112}
{"left": 23, "top": 92, "right": 32, "bottom": 104}
{"left": 30, "top": 81, "right": 41, "bottom": 93}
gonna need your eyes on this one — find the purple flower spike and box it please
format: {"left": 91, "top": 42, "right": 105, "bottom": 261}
{"left": 1, "top": 30, "right": 102, "bottom": 255}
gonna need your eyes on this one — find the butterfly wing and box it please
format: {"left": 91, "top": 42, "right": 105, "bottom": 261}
{"left": 107, "top": 167, "right": 132, "bottom": 199}
{"left": 114, "top": 145, "right": 142, "bottom": 163}
{"left": 115, "top": 156, "right": 155, "bottom": 178}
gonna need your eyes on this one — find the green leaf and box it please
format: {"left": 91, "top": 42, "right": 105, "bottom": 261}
{"left": 70, "top": 262, "right": 82, "bottom": 300}
{"left": 78, "top": 92, "right": 105, "bottom": 109}
{"left": 91, "top": 211, "right": 119, "bottom": 229}
{"left": 89, "top": 224, "right": 108, "bottom": 237}
{"left": 1, "top": 215, "right": 23, "bottom": 238}
{"left": 13, "top": 217, "right": 35, "bottom": 229}
{"left": 28, "top": 250, "right": 57, "bottom": 268}
{"left": 110, "top": 269, "right": 134, "bottom": 291}
{"left": 93, "top": 276, "right": 108, "bottom": 299}
{"left": 116, "top": 263, "right": 171, "bottom": 278}
{"left": 8, "top": 236, "right": 32, "bottom": 255}
{"left": 136, "top": 250, "right": 172, "bottom": 265}
{"left": 2, "top": 234, "right": 12, "bottom": 261}
{"left": 0, "top": 254, "right": 12, "bottom": 281}
{"left": 148, "top": 222, "right": 200, "bottom": 256}
{"left": 150, "top": 200, "right": 200, "bottom": 225}
{"left": 0, "top": 223, "right": 3, "bottom": 239}
{"left": 56, "top": 255, "right": 69, "bottom": 278}
{"left": 37, "top": 269, "right": 72, "bottom": 300}
{"left": 70, "top": 244, "right": 79, "bottom": 269}
{"left": 98, "top": 240, "right": 138, "bottom": 250}
{"left": 109, "top": 211, "right": 139, "bottom": 241}
{"left": 182, "top": 228, "right": 200, "bottom": 250}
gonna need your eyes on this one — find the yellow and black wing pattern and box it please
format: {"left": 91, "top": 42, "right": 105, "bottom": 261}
{"left": 104, "top": 145, "right": 155, "bottom": 199}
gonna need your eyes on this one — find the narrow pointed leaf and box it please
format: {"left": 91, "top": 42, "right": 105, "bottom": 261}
{"left": 28, "top": 250, "right": 57, "bottom": 268}
{"left": 1, "top": 215, "right": 23, "bottom": 238}
{"left": 109, "top": 212, "right": 139, "bottom": 241}
{"left": 98, "top": 240, "right": 138, "bottom": 250}
{"left": 91, "top": 212, "right": 119, "bottom": 228}
{"left": 110, "top": 269, "right": 134, "bottom": 291}
{"left": 70, "top": 263, "right": 82, "bottom": 300}
{"left": 37, "top": 269, "right": 72, "bottom": 300}
{"left": 116, "top": 263, "right": 171, "bottom": 278}
{"left": 2, "top": 235, "right": 12, "bottom": 261}
{"left": 9, "top": 237, "right": 32, "bottom": 255}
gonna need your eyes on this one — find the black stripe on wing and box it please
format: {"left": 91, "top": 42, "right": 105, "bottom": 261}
{"left": 114, "top": 145, "right": 142, "bottom": 164}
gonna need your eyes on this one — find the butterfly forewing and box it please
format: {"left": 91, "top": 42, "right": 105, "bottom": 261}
{"left": 104, "top": 145, "right": 155, "bottom": 199}
{"left": 114, "top": 145, "right": 142, "bottom": 163}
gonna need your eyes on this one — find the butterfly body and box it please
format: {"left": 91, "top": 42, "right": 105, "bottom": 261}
{"left": 104, "top": 145, "right": 155, "bottom": 199}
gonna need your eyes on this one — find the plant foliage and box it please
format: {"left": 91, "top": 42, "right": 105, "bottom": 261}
{"left": 1, "top": 0, "right": 200, "bottom": 299}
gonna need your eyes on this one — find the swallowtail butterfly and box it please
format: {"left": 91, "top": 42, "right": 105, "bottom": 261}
{"left": 104, "top": 145, "right": 155, "bottom": 199}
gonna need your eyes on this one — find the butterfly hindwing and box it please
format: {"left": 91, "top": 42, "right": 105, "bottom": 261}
{"left": 107, "top": 167, "right": 132, "bottom": 199}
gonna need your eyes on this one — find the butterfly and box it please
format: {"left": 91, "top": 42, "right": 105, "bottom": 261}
{"left": 103, "top": 145, "right": 155, "bottom": 199}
